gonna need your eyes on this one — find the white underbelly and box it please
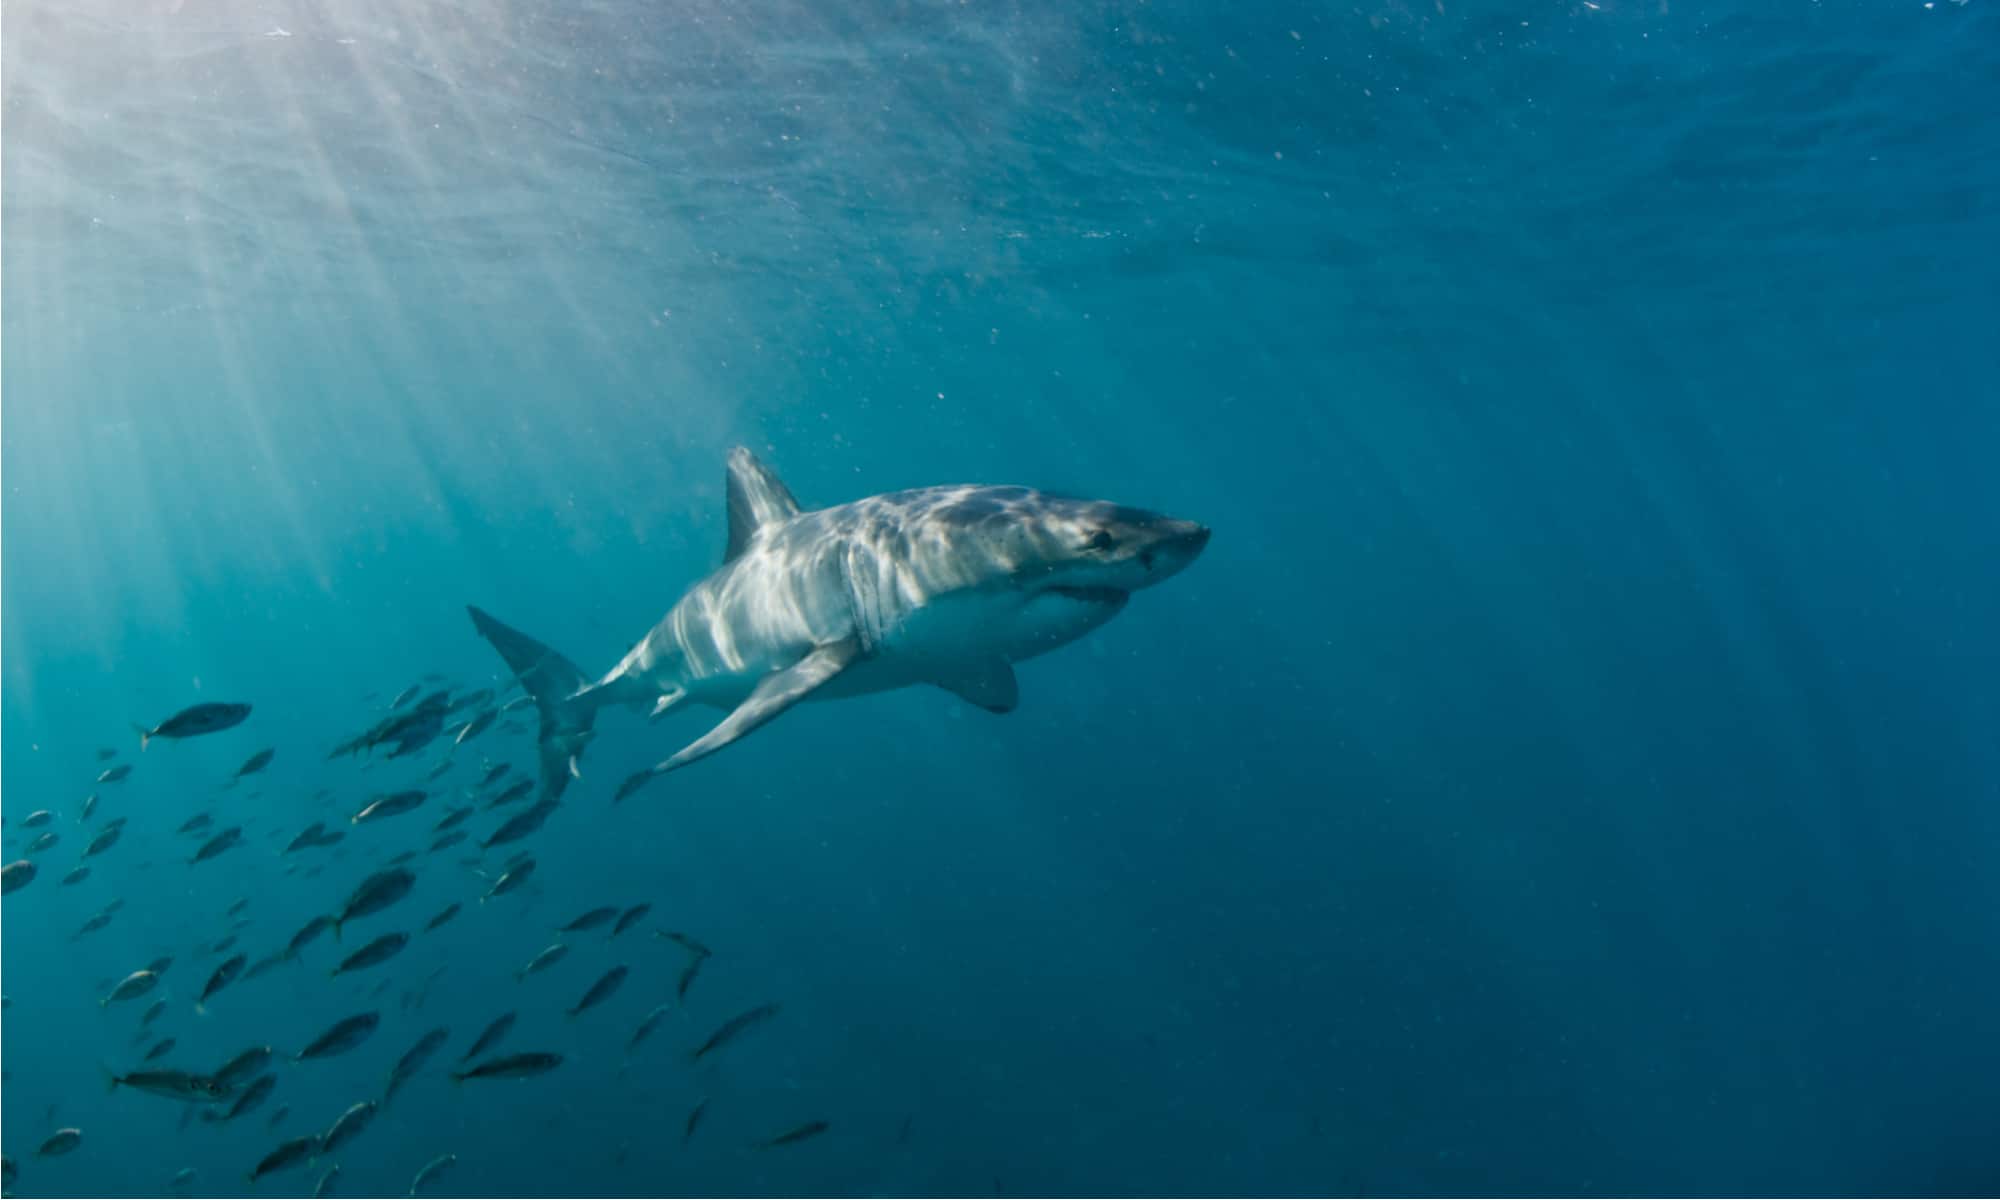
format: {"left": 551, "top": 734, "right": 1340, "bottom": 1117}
{"left": 882, "top": 586, "right": 1127, "bottom": 668}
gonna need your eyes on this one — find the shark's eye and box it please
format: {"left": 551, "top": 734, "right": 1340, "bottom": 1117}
{"left": 1085, "top": 530, "right": 1115, "bottom": 552}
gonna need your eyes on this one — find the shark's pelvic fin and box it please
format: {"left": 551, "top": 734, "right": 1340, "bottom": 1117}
{"left": 723, "top": 446, "right": 802, "bottom": 562}
{"left": 615, "top": 638, "right": 860, "bottom": 801}
{"left": 649, "top": 687, "right": 688, "bottom": 723}
{"left": 933, "top": 660, "right": 1019, "bottom": 713}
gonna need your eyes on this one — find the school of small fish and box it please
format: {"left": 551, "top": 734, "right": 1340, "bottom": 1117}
{"left": 1, "top": 689, "right": 836, "bottom": 1195}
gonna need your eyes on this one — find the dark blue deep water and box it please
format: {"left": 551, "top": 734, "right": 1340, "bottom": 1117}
{"left": 4, "top": 0, "right": 1998, "bottom": 1195}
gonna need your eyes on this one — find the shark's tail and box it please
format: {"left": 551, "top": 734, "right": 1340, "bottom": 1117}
{"left": 465, "top": 606, "right": 601, "bottom": 802}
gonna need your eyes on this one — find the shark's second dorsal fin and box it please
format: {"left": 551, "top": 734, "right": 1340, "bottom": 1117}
{"left": 723, "top": 447, "right": 802, "bottom": 562}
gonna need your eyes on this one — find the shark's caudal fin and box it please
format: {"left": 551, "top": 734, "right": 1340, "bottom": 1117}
{"left": 465, "top": 606, "right": 601, "bottom": 802}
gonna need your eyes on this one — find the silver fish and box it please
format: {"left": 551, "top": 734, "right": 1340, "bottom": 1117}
{"left": 287, "top": 915, "right": 334, "bottom": 958}
{"left": 692, "top": 1003, "right": 780, "bottom": 1061}
{"left": 102, "top": 969, "right": 160, "bottom": 1007}
{"left": 454, "top": 709, "right": 498, "bottom": 745}
{"left": 333, "top": 867, "right": 415, "bottom": 936}
{"left": 285, "top": 823, "right": 332, "bottom": 854}
{"left": 232, "top": 748, "right": 277, "bottom": 780}
{"left": 331, "top": 932, "right": 409, "bottom": 976}
{"left": 383, "top": 1027, "right": 450, "bottom": 1107}
{"left": 756, "top": 1120, "right": 829, "bottom": 1149}
{"left": 243, "top": 952, "right": 289, "bottom": 982}
{"left": 352, "top": 790, "right": 426, "bottom": 824}
{"left": 480, "top": 801, "right": 555, "bottom": 848}
{"left": 2, "top": 860, "right": 34, "bottom": 894}
{"left": 210, "top": 1073, "right": 276, "bottom": 1122}
{"left": 249, "top": 1134, "right": 319, "bottom": 1182}
{"left": 677, "top": 954, "right": 705, "bottom": 1002}
{"left": 482, "top": 859, "right": 535, "bottom": 901}
{"left": 37, "top": 1128, "right": 83, "bottom": 1156}
{"left": 626, "top": 1003, "right": 673, "bottom": 1055}
{"left": 567, "top": 966, "right": 628, "bottom": 1018}
{"left": 460, "top": 1012, "right": 516, "bottom": 1061}
{"left": 451, "top": 1051, "right": 561, "bottom": 1081}
{"left": 296, "top": 1013, "right": 380, "bottom": 1060}
{"left": 446, "top": 688, "right": 493, "bottom": 715}
{"left": 612, "top": 903, "right": 651, "bottom": 937}
{"left": 483, "top": 779, "right": 533, "bottom": 809}
{"left": 319, "top": 1100, "right": 377, "bottom": 1155}
{"left": 655, "top": 930, "right": 713, "bottom": 958}
{"left": 197, "top": 955, "right": 247, "bottom": 1013}
{"left": 409, "top": 1153, "right": 456, "bottom": 1196}
{"left": 560, "top": 906, "right": 619, "bottom": 933}
{"left": 189, "top": 826, "right": 244, "bottom": 864}
{"left": 136, "top": 702, "right": 251, "bottom": 748}
{"left": 84, "top": 824, "right": 122, "bottom": 857}
{"left": 514, "top": 944, "right": 566, "bottom": 980}
{"left": 106, "top": 1068, "right": 230, "bottom": 1103}
{"left": 214, "top": 1046, "right": 276, "bottom": 1088}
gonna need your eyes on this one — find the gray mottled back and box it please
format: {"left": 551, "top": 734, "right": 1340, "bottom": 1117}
{"left": 612, "top": 482, "right": 1142, "bottom": 688}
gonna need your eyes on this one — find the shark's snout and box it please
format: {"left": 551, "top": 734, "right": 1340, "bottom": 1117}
{"left": 1133, "top": 518, "right": 1210, "bottom": 583}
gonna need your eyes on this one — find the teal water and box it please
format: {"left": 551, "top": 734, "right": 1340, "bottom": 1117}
{"left": 4, "top": 0, "right": 1999, "bottom": 1195}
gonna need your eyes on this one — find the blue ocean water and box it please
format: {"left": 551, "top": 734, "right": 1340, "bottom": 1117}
{"left": 4, "top": 0, "right": 1998, "bottom": 1195}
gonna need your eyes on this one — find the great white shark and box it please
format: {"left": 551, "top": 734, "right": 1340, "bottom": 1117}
{"left": 468, "top": 447, "right": 1210, "bottom": 803}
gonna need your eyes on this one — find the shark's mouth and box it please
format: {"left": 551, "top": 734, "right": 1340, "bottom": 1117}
{"left": 1043, "top": 586, "right": 1129, "bottom": 606}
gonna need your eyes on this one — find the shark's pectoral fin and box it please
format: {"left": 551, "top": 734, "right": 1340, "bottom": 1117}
{"left": 614, "top": 639, "right": 861, "bottom": 802}
{"left": 933, "top": 660, "right": 1018, "bottom": 713}
{"left": 671, "top": 641, "right": 859, "bottom": 766}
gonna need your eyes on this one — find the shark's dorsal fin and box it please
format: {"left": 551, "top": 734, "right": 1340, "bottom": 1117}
{"left": 724, "top": 447, "right": 802, "bottom": 562}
